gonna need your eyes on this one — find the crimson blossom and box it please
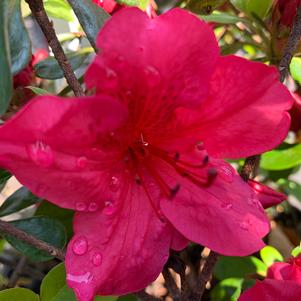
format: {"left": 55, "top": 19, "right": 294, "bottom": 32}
{"left": 239, "top": 255, "right": 301, "bottom": 301}
{"left": 0, "top": 7, "right": 293, "bottom": 301}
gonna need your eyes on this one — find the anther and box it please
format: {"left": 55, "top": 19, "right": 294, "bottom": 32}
{"left": 202, "top": 155, "right": 209, "bottom": 165}
{"left": 135, "top": 175, "right": 142, "bottom": 185}
{"left": 169, "top": 183, "right": 181, "bottom": 199}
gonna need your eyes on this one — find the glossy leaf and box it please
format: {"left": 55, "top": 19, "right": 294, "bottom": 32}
{"left": 35, "top": 201, "right": 74, "bottom": 239}
{"left": 211, "top": 278, "right": 243, "bottom": 301}
{"left": 291, "top": 246, "right": 301, "bottom": 257}
{"left": 0, "top": 0, "right": 13, "bottom": 116}
{"left": 5, "top": 216, "right": 66, "bottom": 262}
{"left": 290, "top": 57, "right": 301, "bottom": 85}
{"left": 260, "top": 246, "right": 283, "bottom": 267}
{"left": 8, "top": 0, "right": 31, "bottom": 75}
{"left": 0, "top": 186, "right": 41, "bottom": 217}
{"left": 214, "top": 256, "right": 267, "bottom": 280}
{"left": 200, "top": 12, "right": 245, "bottom": 24}
{"left": 0, "top": 288, "right": 39, "bottom": 301}
{"left": 231, "top": 0, "right": 273, "bottom": 19}
{"left": 44, "top": 0, "right": 74, "bottom": 22}
{"left": 67, "top": 0, "right": 110, "bottom": 51}
{"left": 261, "top": 144, "right": 301, "bottom": 171}
{"left": 25, "top": 86, "right": 50, "bottom": 95}
{"left": 34, "top": 49, "right": 92, "bottom": 79}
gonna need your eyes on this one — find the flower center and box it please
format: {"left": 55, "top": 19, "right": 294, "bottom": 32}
{"left": 127, "top": 135, "right": 217, "bottom": 200}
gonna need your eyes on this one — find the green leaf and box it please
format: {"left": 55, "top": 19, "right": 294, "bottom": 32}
{"left": 25, "top": 86, "right": 50, "bottom": 95}
{"left": 231, "top": 0, "right": 273, "bottom": 19}
{"left": 0, "top": 169, "right": 11, "bottom": 185}
{"left": 35, "top": 201, "right": 74, "bottom": 239}
{"left": 186, "top": 0, "right": 227, "bottom": 14}
{"left": 290, "top": 57, "right": 301, "bottom": 85}
{"left": 211, "top": 278, "right": 243, "bottom": 301}
{"left": 214, "top": 256, "right": 267, "bottom": 280}
{"left": 67, "top": 0, "right": 110, "bottom": 51}
{"left": 5, "top": 216, "right": 66, "bottom": 262}
{"left": 40, "top": 263, "right": 117, "bottom": 301}
{"left": 0, "top": 0, "right": 13, "bottom": 116}
{"left": 261, "top": 144, "right": 301, "bottom": 171}
{"left": 0, "top": 288, "right": 39, "bottom": 301}
{"left": 0, "top": 186, "right": 41, "bottom": 217}
{"left": 260, "top": 246, "right": 283, "bottom": 267}
{"left": 34, "top": 48, "right": 92, "bottom": 79}
{"left": 279, "top": 179, "right": 301, "bottom": 202}
{"left": 200, "top": 12, "right": 245, "bottom": 24}
{"left": 291, "top": 246, "right": 301, "bottom": 257}
{"left": 8, "top": 0, "right": 31, "bottom": 75}
{"left": 44, "top": 0, "right": 74, "bottom": 22}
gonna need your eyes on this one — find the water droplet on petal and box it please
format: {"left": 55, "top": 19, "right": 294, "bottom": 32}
{"left": 72, "top": 236, "right": 88, "bottom": 255}
{"left": 88, "top": 202, "right": 98, "bottom": 212}
{"left": 109, "top": 176, "right": 120, "bottom": 192}
{"left": 221, "top": 202, "right": 233, "bottom": 210}
{"left": 28, "top": 141, "right": 54, "bottom": 167}
{"left": 77, "top": 156, "right": 88, "bottom": 169}
{"left": 117, "top": 55, "right": 125, "bottom": 64}
{"left": 138, "top": 46, "right": 145, "bottom": 52}
{"left": 219, "top": 165, "right": 234, "bottom": 183}
{"left": 75, "top": 202, "right": 87, "bottom": 211}
{"left": 103, "top": 200, "right": 115, "bottom": 216}
{"left": 144, "top": 65, "right": 161, "bottom": 87}
{"left": 239, "top": 222, "right": 249, "bottom": 231}
{"left": 195, "top": 141, "right": 205, "bottom": 151}
{"left": 92, "top": 252, "right": 102, "bottom": 266}
{"left": 104, "top": 68, "right": 118, "bottom": 88}
{"left": 67, "top": 272, "right": 93, "bottom": 284}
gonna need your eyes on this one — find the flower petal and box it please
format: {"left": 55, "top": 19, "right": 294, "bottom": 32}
{"left": 248, "top": 180, "right": 286, "bottom": 209}
{"left": 0, "top": 95, "right": 128, "bottom": 210}
{"left": 66, "top": 180, "right": 172, "bottom": 300}
{"left": 238, "top": 279, "right": 301, "bottom": 301}
{"left": 85, "top": 7, "right": 219, "bottom": 108}
{"left": 159, "top": 155, "right": 269, "bottom": 256}
{"left": 200, "top": 55, "right": 293, "bottom": 158}
{"left": 169, "top": 55, "right": 293, "bottom": 157}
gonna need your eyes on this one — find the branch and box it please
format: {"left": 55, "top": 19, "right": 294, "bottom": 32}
{"left": 195, "top": 251, "right": 219, "bottom": 299}
{"left": 0, "top": 219, "right": 65, "bottom": 261}
{"left": 25, "top": 0, "right": 84, "bottom": 96}
{"left": 135, "top": 291, "right": 162, "bottom": 301}
{"left": 240, "top": 155, "right": 260, "bottom": 182}
{"left": 279, "top": 3, "right": 301, "bottom": 82}
{"left": 162, "top": 267, "right": 181, "bottom": 301}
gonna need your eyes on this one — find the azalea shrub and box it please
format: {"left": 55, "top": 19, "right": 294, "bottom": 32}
{"left": 0, "top": 0, "right": 301, "bottom": 301}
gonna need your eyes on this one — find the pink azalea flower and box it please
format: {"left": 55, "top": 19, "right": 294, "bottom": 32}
{"left": 239, "top": 256, "right": 301, "bottom": 300}
{"left": 248, "top": 180, "right": 286, "bottom": 209}
{"left": 0, "top": 8, "right": 293, "bottom": 301}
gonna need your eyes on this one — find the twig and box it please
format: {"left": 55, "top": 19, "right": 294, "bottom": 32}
{"left": 195, "top": 251, "right": 219, "bottom": 299}
{"left": 0, "top": 219, "right": 65, "bottom": 261}
{"left": 7, "top": 256, "right": 27, "bottom": 288}
{"left": 279, "top": 3, "right": 301, "bottom": 82}
{"left": 135, "top": 291, "right": 162, "bottom": 301}
{"left": 162, "top": 267, "right": 181, "bottom": 301}
{"left": 25, "top": 0, "right": 84, "bottom": 96}
{"left": 240, "top": 155, "right": 260, "bottom": 182}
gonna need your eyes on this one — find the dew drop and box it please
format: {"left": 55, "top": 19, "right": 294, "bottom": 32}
{"left": 117, "top": 55, "right": 125, "bottom": 64}
{"left": 104, "top": 68, "right": 118, "bottom": 88}
{"left": 67, "top": 272, "right": 93, "bottom": 284}
{"left": 88, "top": 202, "right": 98, "bottom": 212}
{"left": 103, "top": 200, "right": 115, "bottom": 216}
{"left": 144, "top": 65, "right": 161, "bottom": 86}
{"left": 109, "top": 176, "right": 120, "bottom": 192}
{"left": 219, "top": 165, "right": 234, "bottom": 183}
{"left": 138, "top": 46, "right": 145, "bottom": 52}
{"left": 28, "top": 141, "right": 54, "bottom": 167}
{"left": 195, "top": 141, "right": 205, "bottom": 151}
{"left": 77, "top": 156, "right": 88, "bottom": 169}
{"left": 92, "top": 252, "right": 102, "bottom": 266}
{"left": 72, "top": 236, "right": 88, "bottom": 255}
{"left": 221, "top": 202, "right": 233, "bottom": 210}
{"left": 75, "top": 202, "right": 87, "bottom": 212}
{"left": 239, "top": 222, "right": 249, "bottom": 231}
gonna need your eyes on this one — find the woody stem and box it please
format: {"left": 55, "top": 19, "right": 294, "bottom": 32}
{"left": 25, "top": 0, "right": 84, "bottom": 96}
